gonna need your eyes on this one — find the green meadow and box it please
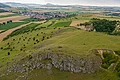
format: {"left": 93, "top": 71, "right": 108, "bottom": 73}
{"left": 0, "top": 14, "right": 120, "bottom": 80}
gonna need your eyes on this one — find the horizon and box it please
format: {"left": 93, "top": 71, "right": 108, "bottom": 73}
{"left": 1, "top": 0, "right": 120, "bottom": 7}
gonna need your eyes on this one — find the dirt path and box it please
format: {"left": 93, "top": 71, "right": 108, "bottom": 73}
{"left": 0, "top": 20, "right": 46, "bottom": 41}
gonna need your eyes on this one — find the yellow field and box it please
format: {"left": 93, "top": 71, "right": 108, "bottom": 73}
{"left": 0, "top": 16, "right": 29, "bottom": 23}
{"left": 0, "top": 12, "right": 14, "bottom": 16}
{"left": 70, "top": 20, "right": 89, "bottom": 29}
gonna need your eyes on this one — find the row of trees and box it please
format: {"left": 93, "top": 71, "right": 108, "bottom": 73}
{"left": 0, "top": 20, "right": 12, "bottom": 26}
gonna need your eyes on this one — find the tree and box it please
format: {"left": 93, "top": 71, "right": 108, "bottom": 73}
{"left": 91, "top": 18, "right": 117, "bottom": 33}
{"left": 3, "top": 22, "right": 6, "bottom": 25}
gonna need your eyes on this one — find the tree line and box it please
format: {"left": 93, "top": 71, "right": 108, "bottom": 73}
{"left": 81, "top": 18, "right": 119, "bottom": 34}
{"left": 0, "top": 20, "right": 12, "bottom": 26}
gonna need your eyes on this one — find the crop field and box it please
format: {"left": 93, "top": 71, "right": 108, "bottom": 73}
{"left": 21, "top": 18, "right": 41, "bottom": 22}
{"left": 0, "top": 14, "right": 19, "bottom": 18}
{"left": 0, "top": 12, "right": 15, "bottom": 16}
{"left": 0, "top": 20, "right": 46, "bottom": 41}
{"left": 0, "top": 16, "right": 29, "bottom": 23}
{"left": 0, "top": 22, "right": 28, "bottom": 30}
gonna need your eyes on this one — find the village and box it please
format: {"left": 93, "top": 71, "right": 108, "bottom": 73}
{"left": 18, "top": 11, "right": 73, "bottom": 20}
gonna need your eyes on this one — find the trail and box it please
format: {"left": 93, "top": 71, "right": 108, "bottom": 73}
{"left": 0, "top": 20, "right": 46, "bottom": 41}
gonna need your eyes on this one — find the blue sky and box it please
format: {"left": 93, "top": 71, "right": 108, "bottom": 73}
{"left": 0, "top": 0, "right": 120, "bottom": 6}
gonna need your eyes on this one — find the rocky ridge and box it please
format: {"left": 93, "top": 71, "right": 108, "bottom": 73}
{"left": 7, "top": 52, "right": 102, "bottom": 74}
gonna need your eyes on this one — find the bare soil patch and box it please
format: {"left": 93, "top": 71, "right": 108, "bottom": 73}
{"left": 70, "top": 20, "right": 88, "bottom": 29}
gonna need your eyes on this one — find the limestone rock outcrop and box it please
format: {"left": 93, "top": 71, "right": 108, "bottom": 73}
{"left": 7, "top": 53, "right": 102, "bottom": 74}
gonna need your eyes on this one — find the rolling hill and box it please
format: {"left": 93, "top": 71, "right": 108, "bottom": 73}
{"left": 0, "top": 3, "right": 10, "bottom": 8}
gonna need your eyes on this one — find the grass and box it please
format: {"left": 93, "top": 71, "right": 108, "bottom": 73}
{"left": 1, "top": 26, "right": 120, "bottom": 64}
{"left": 0, "top": 14, "right": 19, "bottom": 18}
{"left": 3, "top": 23, "right": 40, "bottom": 40}
{"left": 0, "top": 26, "right": 120, "bottom": 79}
{"left": 21, "top": 18, "right": 41, "bottom": 22}
{"left": 0, "top": 14, "right": 120, "bottom": 80}
{"left": 0, "top": 22, "right": 28, "bottom": 31}
{"left": 36, "top": 20, "right": 54, "bottom": 28}
{"left": 51, "top": 21, "right": 72, "bottom": 27}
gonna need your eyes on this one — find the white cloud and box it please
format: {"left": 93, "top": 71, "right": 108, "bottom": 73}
{"left": 0, "top": 0, "right": 120, "bottom": 6}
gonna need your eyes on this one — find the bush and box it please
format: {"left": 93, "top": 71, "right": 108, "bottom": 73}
{"left": 102, "top": 52, "right": 118, "bottom": 69}
{"left": 116, "top": 61, "right": 120, "bottom": 77}
{"left": 115, "top": 51, "right": 120, "bottom": 56}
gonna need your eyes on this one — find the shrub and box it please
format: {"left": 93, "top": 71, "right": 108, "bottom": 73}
{"left": 115, "top": 51, "right": 120, "bottom": 56}
{"left": 116, "top": 61, "right": 120, "bottom": 77}
{"left": 102, "top": 52, "right": 118, "bottom": 69}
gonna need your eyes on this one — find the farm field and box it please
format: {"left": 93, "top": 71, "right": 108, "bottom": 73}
{"left": 0, "top": 20, "right": 46, "bottom": 41}
{"left": 0, "top": 22, "right": 28, "bottom": 30}
{"left": 21, "top": 18, "right": 41, "bottom": 22}
{"left": 0, "top": 14, "right": 19, "bottom": 18}
{"left": 0, "top": 16, "right": 29, "bottom": 23}
{"left": 0, "top": 12, "right": 15, "bottom": 16}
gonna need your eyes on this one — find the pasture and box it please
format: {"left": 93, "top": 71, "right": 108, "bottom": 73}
{"left": 51, "top": 21, "right": 72, "bottom": 27}
{"left": 0, "top": 26, "right": 120, "bottom": 79}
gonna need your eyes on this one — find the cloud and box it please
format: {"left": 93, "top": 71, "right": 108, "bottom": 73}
{"left": 45, "top": 0, "right": 120, "bottom": 6}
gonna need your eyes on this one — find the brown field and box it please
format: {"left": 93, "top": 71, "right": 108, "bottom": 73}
{"left": 0, "top": 12, "right": 15, "bottom": 16}
{"left": 0, "top": 20, "right": 46, "bottom": 41}
{"left": 0, "top": 16, "right": 29, "bottom": 23}
{"left": 70, "top": 20, "right": 88, "bottom": 29}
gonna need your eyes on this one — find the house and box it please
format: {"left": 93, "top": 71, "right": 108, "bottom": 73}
{"left": 85, "top": 25, "right": 93, "bottom": 31}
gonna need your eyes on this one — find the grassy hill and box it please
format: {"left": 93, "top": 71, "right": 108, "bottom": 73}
{"left": 0, "top": 26, "right": 120, "bottom": 80}
{"left": 0, "top": 14, "right": 120, "bottom": 80}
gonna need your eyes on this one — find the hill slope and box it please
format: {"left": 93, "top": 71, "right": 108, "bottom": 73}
{"left": 0, "top": 24, "right": 120, "bottom": 80}
{"left": 0, "top": 3, "right": 10, "bottom": 8}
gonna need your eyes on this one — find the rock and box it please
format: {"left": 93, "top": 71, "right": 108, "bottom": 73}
{"left": 46, "top": 63, "right": 52, "bottom": 70}
{"left": 7, "top": 53, "right": 102, "bottom": 74}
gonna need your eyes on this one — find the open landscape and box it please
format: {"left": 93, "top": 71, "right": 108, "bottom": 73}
{"left": 0, "top": 1, "right": 120, "bottom": 80}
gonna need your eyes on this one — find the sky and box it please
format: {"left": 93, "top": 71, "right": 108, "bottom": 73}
{"left": 0, "top": 0, "right": 120, "bottom": 6}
